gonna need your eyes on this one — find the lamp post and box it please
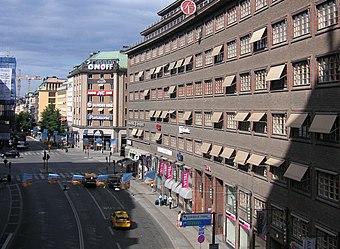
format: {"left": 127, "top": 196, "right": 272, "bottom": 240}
{"left": 112, "top": 160, "right": 116, "bottom": 174}
{"left": 105, "top": 156, "right": 109, "bottom": 173}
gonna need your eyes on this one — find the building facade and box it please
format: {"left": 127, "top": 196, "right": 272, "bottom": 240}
{"left": 125, "top": 0, "right": 340, "bottom": 248}
{"left": 68, "top": 51, "right": 128, "bottom": 152}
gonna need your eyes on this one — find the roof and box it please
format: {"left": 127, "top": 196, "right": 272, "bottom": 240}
{"left": 115, "top": 211, "right": 129, "bottom": 218}
{"left": 88, "top": 51, "right": 127, "bottom": 68}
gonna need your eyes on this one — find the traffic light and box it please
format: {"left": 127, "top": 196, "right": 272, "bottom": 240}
{"left": 46, "top": 154, "right": 50, "bottom": 160}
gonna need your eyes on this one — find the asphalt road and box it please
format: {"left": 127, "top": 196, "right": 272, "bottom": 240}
{"left": 7, "top": 138, "right": 173, "bottom": 249}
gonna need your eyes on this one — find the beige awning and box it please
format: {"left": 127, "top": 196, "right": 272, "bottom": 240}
{"left": 309, "top": 114, "right": 337, "bottom": 133}
{"left": 200, "top": 142, "right": 211, "bottom": 154}
{"left": 286, "top": 113, "right": 308, "bottom": 128}
{"left": 168, "top": 61, "right": 176, "bottom": 70}
{"left": 160, "top": 111, "right": 168, "bottom": 119}
{"left": 149, "top": 110, "right": 155, "bottom": 118}
{"left": 137, "top": 71, "right": 144, "bottom": 77}
{"left": 246, "top": 154, "right": 265, "bottom": 166}
{"left": 131, "top": 129, "right": 138, "bottom": 136}
{"left": 136, "top": 129, "right": 144, "bottom": 137}
{"left": 223, "top": 75, "right": 236, "bottom": 87}
{"left": 249, "top": 27, "right": 267, "bottom": 43}
{"left": 98, "top": 108, "right": 104, "bottom": 112}
{"left": 212, "top": 44, "right": 223, "bottom": 56}
{"left": 211, "top": 112, "right": 223, "bottom": 123}
{"left": 143, "top": 89, "right": 150, "bottom": 96}
{"left": 183, "top": 56, "right": 193, "bottom": 66}
{"left": 183, "top": 111, "right": 192, "bottom": 121}
{"left": 266, "top": 64, "right": 286, "bottom": 81}
{"left": 168, "top": 85, "right": 176, "bottom": 94}
{"left": 154, "top": 66, "right": 163, "bottom": 74}
{"left": 175, "top": 59, "right": 184, "bottom": 68}
{"left": 154, "top": 110, "right": 161, "bottom": 118}
{"left": 108, "top": 108, "right": 113, "bottom": 112}
{"left": 169, "top": 110, "right": 176, "bottom": 114}
{"left": 234, "top": 112, "right": 249, "bottom": 121}
{"left": 220, "top": 147, "right": 234, "bottom": 159}
{"left": 149, "top": 68, "right": 156, "bottom": 75}
{"left": 233, "top": 150, "right": 249, "bottom": 165}
{"left": 87, "top": 107, "right": 93, "bottom": 111}
{"left": 210, "top": 145, "right": 222, "bottom": 157}
{"left": 265, "top": 158, "right": 285, "bottom": 167}
{"left": 154, "top": 133, "right": 162, "bottom": 141}
{"left": 284, "top": 163, "right": 308, "bottom": 182}
{"left": 248, "top": 112, "right": 265, "bottom": 122}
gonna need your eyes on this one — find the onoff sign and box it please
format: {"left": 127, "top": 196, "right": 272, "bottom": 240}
{"left": 181, "top": 0, "right": 196, "bottom": 15}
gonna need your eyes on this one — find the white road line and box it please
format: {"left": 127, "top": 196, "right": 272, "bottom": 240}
{"left": 85, "top": 188, "right": 107, "bottom": 220}
{"left": 59, "top": 173, "right": 66, "bottom": 178}
{"left": 108, "top": 226, "right": 114, "bottom": 236}
{"left": 116, "top": 242, "right": 122, "bottom": 249}
{"left": 104, "top": 188, "right": 125, "bottom": 209}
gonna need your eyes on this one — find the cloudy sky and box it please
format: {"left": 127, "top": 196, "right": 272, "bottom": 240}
{"left": 0, "top": 0, "right": 174, "bottom": 96}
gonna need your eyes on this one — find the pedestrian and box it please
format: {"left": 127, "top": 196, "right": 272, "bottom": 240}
{"left": 168, "top": 196, "right": 173, "bottom": 209}
{"left": 177, "top": 211, "right": 182, "bottom": 227}
{"left": 163, "top": 194, "right": 168, "bottom": 206}
{"left": 158, "top": 194, "right": 162, "bottom": 206}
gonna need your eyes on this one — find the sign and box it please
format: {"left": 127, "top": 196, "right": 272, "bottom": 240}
{"left": 239, "top": 218, "right": 250, "bottom": 231}
{"left": 127, "top": 120, "right": 145, "bottom": 127}
{"left": 179, "top": 126, "right": 190, "bottom": 134}
{"left": 182, "top": 171, "right": 189, "bottom": 188}
{"left": 181, "top": 0, "right": 197, "bottom": 15}
{"left": 87, "top": 114, "right": 112, "bottom": 120}
{"left": 88, "top": 102, "right": 113, "bottom": 108}
{"left": 303, "top": 238, "right": 316, "bottom": 249}
{"left": 159, "top": 161, "right": 165, "bottom": 175}
{"left": 198, "top": 235, "right": 205, "bottom": 244}
{"left": 166, "top": 163, "right": 173, "bottom": 179}
{"left": 209, "top": 244, "right": 219, "bottom": 249}
{"left": 157, "top": 147, "right": 173, "bottom": 156}
{"left": 87, "top": 90, "right": 114, "bottom": 96}
{"left": 88, "top": 63, "right": 117, "bottom": 70}
{"left": 181, "top": 213, "right": 212, "bottom": 227}
{"left": 198, "top": 226, "right": 204, "bottom": 235}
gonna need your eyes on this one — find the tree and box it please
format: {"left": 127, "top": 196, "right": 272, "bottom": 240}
{"left": 39, "top": 105, "right": 63, "bottom": 138}
{"left": 15, "top": 111, "right": 34, "bottom": 133}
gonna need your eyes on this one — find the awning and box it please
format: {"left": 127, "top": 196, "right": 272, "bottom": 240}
{"left": 179, "top": 188, "right": 192, "bottom": 199}
{"left": 233, "top": 150, "right": 249, "bottom": 165}
{"left": 174, "top": 183, "right": 182, "bottom": 194}
{"left": 223, "top": 75, "right": 236, "bottom": 87}
{"left": 149, "top": 110, "right": 155, "bottom": 118}
{"left": 309, "top": 114, "right": 337, "bottom": 133}
{"left": 183, "top": 111, "right": 192, "bottom": 120}
{"left": 248, "top": 112, "right": 265, "bottom": 122}
{"left": 183, "top": 56, "right": 193, "bottom": 65}
{"left": 175, "top": 59, "right": 184, "bottom": 68}
{"left": 168, "top": 86, "right": 176, "bottom": 94}
{"left": 160, "top": 111, "right": 169, "bottom": 119}
{"left": 265, "top": 158, "right": 285, "bottom": 167}
{"left": 165, "top": 179, "right": 176, "bottom": 189}
{"left": 200, "top": 142, "right": 211, "bottom": 154}
{"left": 220, "top": 147, "right": 234, "bottom": 159}
{"left": 284, "top": 163, "right": 308, "bottom": 182}
{"left": 169, "top": 110, "right": 176, "bottom": 114}
{"left": 234, "top": 112, "right": 249, "bottom": 121}
{"left": 249, "top": 27, "right": 267, "bottom": 43}
{"left": 87, "top": 108, "right": 93, "bottom": 111}
{"left": 136, "top": 130, "right": 144, "bottom": 137}
{"left": 137, "top": 71, "right": 144, "bottom": 77}
{"left": 266, "top": 64, "right": 286, "bottom": 81}
{"left": 286, "top": 113, "right": 308, "bottom": 128}
{"left": 143, "top": 89, "right": 150, "bottom": 96}
{"left": 108, "top": 108, "right": 113, "bottom": 112}
{"left": 154, "top": 66, "right": 163, "bottom": 74}
{"left": 210, "top": 145, "right": 222, "bottom": 157}
{"left": 154, "top": 133, "right": 162, "bottom": 141}
{"left": 168, "top": 61, "right": 176, "bottom": 70}
{"left": 246, "top": 154, "right": 265, "bottom": 166}
{"left": 154, "top": 110, "right": 161, "bottom": 118}
{"left": 131, "top": 129, "right": 138, "bottom": 136}
{"left": 212, "top": 44, "right": 223, "bottom": 56}
{"left": 98, "top": 108, "right": 104, "bottom": 112}
{"left": 211, "top": 112, "right": 223, "bottom": 123}
{"left": 171, "top": 182, "right": 181, "bottom": 192}
{"left": 149, "top": 68, "right": 156, "bottom": 75}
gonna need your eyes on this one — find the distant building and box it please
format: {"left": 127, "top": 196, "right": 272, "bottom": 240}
{"left": 56, "top": 82, "right": 67, "bottom": 121}
{"left": 68, "top": 51, "right": 128, "bottom": 153}
{"left": 66, "top": 78, "right": 73, "bottom": 128}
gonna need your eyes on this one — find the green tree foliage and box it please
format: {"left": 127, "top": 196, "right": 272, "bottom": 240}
{"left": 39, "top": 105, "right": 63, "bottom": 136}
{"left": 15, "top": 111, "right": 34, "bottom": 133}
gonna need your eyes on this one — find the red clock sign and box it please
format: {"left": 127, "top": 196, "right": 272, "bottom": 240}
{"left": 181, "top": 0, "right": 197, "bottom": 15}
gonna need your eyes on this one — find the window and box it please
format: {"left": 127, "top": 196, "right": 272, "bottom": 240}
{"left": 317, "top": 54, "right": 339, "bottom": 84}
{"left": 291, "top": 116, "right": 310, "bottom": 139}
{"left": 252, "top": 28, "right": 267, "bottom": 52}
{"left": 316, "top": 227, "right": 338, "bottom": 249}
{"left": 170, "top": 135, "right": 177, "bottom": 148}
{"left": 293, "top": 10, "right": 310, "bottom": 38}
{"left": 239, "top": 190, "right": 250, "bottom": 211}
{"left": 172, "top": 38, "right": 178, "bottom": 50}
{"left": 291, "top": 168, "right": 311, "bottom": 192}
{"left": 255, "top": 0, "right": 267, "bottom": 11}
{"left": 226, "top": 112, "right": 237, "bottom": 129}
{"left": 194, "top": 112, "right": 203, "bottom": 126}
{"left": 272, "top": 20, "right": 287, "bottom": 45}
{"left": 134, "top": 91, "right": 139, "bottom": 100}
{"left": 317, "top": 0, "right": 338, "bottom": 30}
{"left": 214, "top": 46, "right": 224, "bottom": 63}
{"left": 317, "top": 170, "right": 339, "bottom": 202}
{"left": 186, "top": 83, "right": 194, "bottom": 97}
{"left": 205, "top": 49, "right": 213, "bottom": 65}
{"left": 255, "top": 69, "right": 267, "bottom": 90}
{"left": 253, "top": 114, "right": 267, "bottom": 134}
{"left": 215, "top": 14, "right": 225, "bottom": 31}
{"left": 227, "top": 40, "right": 237, "bottom": 59}
{"left": 178, "top": 84, "right": 185, "bottom": 97}
{"left": 214, "top": 78, "right": 224, "bottom": 94}
{"left": 170, "top": 111, "right": 177, "bottom": 124}
{"left": 196, "top": 25, "right": 203, "bottom": 41}
{"left": 271, "top": 162, "right": 288, "bottom": 183}
{"left": 179, "top": 34, "right": 185, "bottom": 48}
{"left": 253, "top": 198, "right": 266, "bottom": 217}
{"left": 195, "top": 53, "right": 203, "bottom": 68}
{"left": 293, "top": 60, "right": 310, "bottom": 86}
{"left": 99, "top": 95, "right": 104, "bottom": 102}
{"left": 205, "top": 19, "right": 214, "bottom": 36}
{"left": 187, "top": 30, "right": 194, "bottom": 44}
{"left": 204, "top": 112, "right": 213, "bottom": 127}
{"left": 151, "top": 89, "right": 157, "bottom": 100}
{"left": 317, "top": 117, "right": 339, "bottom": 143}
{"left": 88, "top": 96, "right": 93, "bottom": 102}
{"left": 240, "top": 35, "right": 251, "bottom": 55}
{"left": 178, "top": 137, "right": 185, "bottom": 150}
{"left": 194, "top": 140, "right": 202, "bottom": 156}
{"left": 240, "top": 73, "right": 251, "bottom": 92}
{"left": 227, "top": 6, "right": 237, "bottom": 25}
{"left": 204, "top": 80, "right": 213, "bottom": 95}
{"left": 195, "top": 81, "right": 203, "bottom": 96}
{"left": 272, "top": 113, "right": 287, "bottom": 135}
{"left": 291, "top": 216, "right": 309, "bottom": 241}
{"left": 240, "top": 0, "right": 251, "bottom": 18}
{"left": 271, "top": 206, "right": 286, "bottom": 230}
{"left": 165, "top": 42, "right": 171, "bottom": 53}
{"left": 163, "top": 134, "right": 169, "bottom": 146}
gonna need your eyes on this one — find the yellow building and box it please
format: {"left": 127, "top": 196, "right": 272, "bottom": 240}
{"left": 56, "top": 82, "right": 67, "bottom": 121}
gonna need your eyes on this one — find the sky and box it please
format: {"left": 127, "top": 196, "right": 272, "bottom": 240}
{"left": 0, "top": 0, "right": 175, "bottom": 96}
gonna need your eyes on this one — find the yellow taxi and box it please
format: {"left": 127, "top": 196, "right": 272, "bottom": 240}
{"left": 111, "top": 211, "right": 131, "bottom": 229}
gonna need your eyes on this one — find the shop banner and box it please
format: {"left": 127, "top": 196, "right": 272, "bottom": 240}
{"left": 182, "top": 171, "right": 189, "bottom": 188}
{"left": 159, "top": 161, "right": 165, "bottom": 175}
{"left": 166, "top": 163, "right": 173, "bottom": 179}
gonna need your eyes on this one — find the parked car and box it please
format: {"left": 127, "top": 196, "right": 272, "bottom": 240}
{"left": 1, "top": 150, "right": 20, "bottom": 158}
{"left": 16, "top": 141, "right": 29, "bottom": 150}
{"left": 110, "top": 211, "right": 131, "bottom": 229}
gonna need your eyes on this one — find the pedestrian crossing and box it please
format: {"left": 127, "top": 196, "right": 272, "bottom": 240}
{"left": 19, "top": 151, "right": 59, "bottom": 156}
{"left": 14, "top": 171, "right": 101, "bottom": 182}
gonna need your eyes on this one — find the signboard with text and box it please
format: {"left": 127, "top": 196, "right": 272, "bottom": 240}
{"left": 181, "top": 213, "right": 212, "bottom": 227}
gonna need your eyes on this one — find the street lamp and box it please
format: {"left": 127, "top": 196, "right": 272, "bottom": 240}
{"left": 112, "top": 160, "right": 116, "bottom": 174}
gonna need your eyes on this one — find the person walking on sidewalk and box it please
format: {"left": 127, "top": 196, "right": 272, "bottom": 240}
{"left": 163, "top": 194, "right": 168, "bottom": 206}
{"left": 158, "top": 194, "right": 162, "bottom": 206}
{"left": 168, "top": 196, "right": 173, "bottom": 209}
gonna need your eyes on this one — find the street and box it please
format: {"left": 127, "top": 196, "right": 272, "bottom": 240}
{"left": 2, "top": 138, "right": 173, "bottom": 249}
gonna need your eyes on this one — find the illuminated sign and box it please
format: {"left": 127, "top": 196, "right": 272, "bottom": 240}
{"left": 87, "top": 90, "right": 113, "bottom": 96}
{"left": 87, "top": 114, "right": 112, "bottom": 120}
{"left": 88, "top": 64, "right": 116, "bottom": 70}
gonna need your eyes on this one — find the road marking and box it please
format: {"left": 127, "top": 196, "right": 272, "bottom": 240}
{"left": 39, "top": 173, "right": 45, "bottom": 179}
{"left": 85, "top": 188, "right": 107, "bottom": 220}
{"left": 104, "top": 188, "right": 125, "bottom": 209}
{"left": 108, "top": 226, "right": 114, "bottom": 235}
{"left": 116, "top": 242, "right": 122, "bottom": 249}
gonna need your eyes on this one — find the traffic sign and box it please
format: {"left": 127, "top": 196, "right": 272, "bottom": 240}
{"left": 181, "top": 213, "right": 212, "bottom": 227}
{"left": 181, "top": 0, "right": 197, "bottom": 15}
{"left": 198, "top": 234, "right": 205, "bottom": 244}
{"left": 198, "top": 225, "right": 204, "bottom": 235}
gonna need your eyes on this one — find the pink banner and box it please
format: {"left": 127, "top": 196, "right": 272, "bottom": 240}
{"left": 166, "top": 163, "right": 173, "bottom": 179}
{"left": 182, "top": 171, "right": 189, "bottom": 188}
{"left": 159, "top": 161, "right": 165, "bottom": 175}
